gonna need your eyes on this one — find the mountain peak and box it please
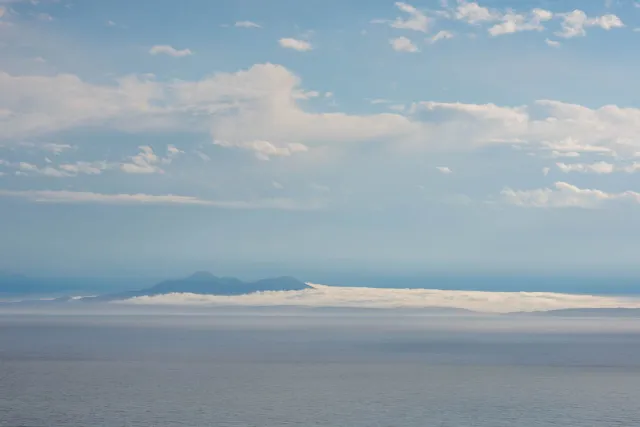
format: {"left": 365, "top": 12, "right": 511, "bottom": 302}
{"left": 187, "top": 271, "right": 217, "bottom": 281}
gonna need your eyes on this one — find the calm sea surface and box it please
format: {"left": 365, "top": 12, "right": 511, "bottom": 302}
{"left": 1, "top": 309, "right": 640, "bottom": 427}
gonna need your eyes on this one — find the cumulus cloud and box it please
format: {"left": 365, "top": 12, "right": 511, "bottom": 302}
{"left": 556, "top": 10, "right": 624, "bottom": 38}
{"left": 3, "top": 63, "right": 640, "bottom": 158}
{"left": 390, "top": 2, "right": 429, "bottom": 32}
{"left": 390, "top": 36, "right": 419, "bottom": 52}
{"left": 556, "top": 161, "right": 614, "bottom": 174}
{"left": 501, "top": 182, "right": 640, "bottom": 208}
{"left": 488, "top": 8, "right": 553, "bottom": 36}
{"left": 0, "top": 190, "right": 322, "bottom": 210}
{"left": 214, "top": 140, "right": 309, "bottom": 160}
{"left": 556, "top": 161, "right": 640, "bottom": 174}
{"left": 278, "top": 38, "right": 312, "bottom": 51}
{"left": 149, "top": 45, "right": 193, "bottom": 57}
{"left": 119, "top": 283, "right": 640, "bottom": 314}
{"left": 120, "top": 145, "right": 182, "bottom": 174}
{"left": 454, "top": 1, "right": 500, "bottom": 24}
{"left": 436, "top": 166, "right": 453, "bottom": 174}
{"left": 545, "top": 38, "right": 560, "bottom": 47}
{"left": 0, "top": 71, "right": 166, "bottom": 139}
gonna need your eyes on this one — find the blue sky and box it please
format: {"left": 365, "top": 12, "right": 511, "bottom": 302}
{"left": 1, "top": 0, "right": 640, "bottom": 277}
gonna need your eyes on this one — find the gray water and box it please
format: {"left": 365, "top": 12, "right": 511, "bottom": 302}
{"left": 1, "top": 309, "right": 640, "bottom": 426}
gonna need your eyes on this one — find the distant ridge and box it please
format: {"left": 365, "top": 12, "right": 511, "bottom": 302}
{"left": 525, "top": 308, "right": 640, "bottom": 317}
{"left": 95, "top": 272, "right": 311, "bottom": 301}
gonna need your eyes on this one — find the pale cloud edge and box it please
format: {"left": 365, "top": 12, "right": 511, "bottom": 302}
{"left": 0, "top": 189, "right": 321, "bottom": 210}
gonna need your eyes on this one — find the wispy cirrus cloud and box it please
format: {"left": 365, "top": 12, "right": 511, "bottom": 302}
{"left": 214, "top": 140, "right": 309, "bottom": 160}
{"left": 234, "top": 20, "right": 261, "bottom": 28}
{"left": 0, "top": 189, "right": 323, "bottom": 210}
{"left": 501, "top": 182, "right": 640, "bottom": 209}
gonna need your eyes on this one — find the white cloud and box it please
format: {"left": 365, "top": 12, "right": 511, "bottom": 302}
{"left": 501, "top": 182, "right": 640, "bottom": 208}
{"left": 7, "top": 158, "right": 112, "bottom": 177}
{"left": 455, "top": 1, "right": 500, "bottom": 24}
{"left": 390, "top": 2, "right": 429, "bottom": 32}
{"left": 120, "top": 145, "right": 181, "bottom": 174}
{"left": 545, "top": 38, "right": 560, "bottom": 47}
{"left": 390, "top": 36, "right": 419, "bottom": 52}
{"left": 542, "top": 167, "right": 550, "bottom": 176}
{"left": 540, "top": 137, "right": 614, "bottom": 156}
{"left": 234, "top": 20, "right": 261, "bottom": 28}
{"left": 0, "top": 7, "right": 5, "bottom": 19}
{"left": 0, "top": 189, "right": 322, "bottom": 210}
{"left": 428, "top": 30, "right": 454, "bottom": 43}
{"left": 3, "top": 63, "right": 640, "bottom": 159}
{"left": 106, "top": 20, "right": 116, "bottom": 27}
{"left": 42, "top": 143, "right": 73, "bottom": 154}
{"left": 556, "top": 10, "right": 624, "bottom": 38}
{"left": 120, "top": 283, "right": 640, "bottom": 313}
{"left": 488, "top": 8, "right": 553, "bottom": 36}
{"left": 0, "top": 190, "right": 216, "bottom": 205}
{"left": 556, "top": 161, "right": 614, "bottom": 174}
{"left": 18, "top": 162, "right": 70, "bottom": 177}
{"left": 17, "top": 142, "right": 75, "bottom": 154}
{"left": 149, "top": 45, "right": 193, "bottom": 57}
{"left": 214, "top": 140, "right": 309, "bottom": 160}
{"left": 166, "top": 144, "right": 183, "bottom": 158}
{"left": 59, "top": 161, "right": 112, "bottom": 176}
{"left": 592, "top": 13, "right": 625, "bottom": 30}
{"left": 0, "top": 72, "right": 166, "bottom": 139}
{"left": 436, "top": 166, "right": 453, "bottom": 174}
{"left": 278, "top": 38, "right": 312, "bottom": 51}
{"left": 556, "top": 161, "right": 640, "bottom": 174}
{"left": 293, "top": 90, "right": 321, "bottom": 100}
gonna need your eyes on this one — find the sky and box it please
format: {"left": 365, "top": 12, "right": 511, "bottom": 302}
{"left": 1, "top": 0, "right": 640, "bottom": 277}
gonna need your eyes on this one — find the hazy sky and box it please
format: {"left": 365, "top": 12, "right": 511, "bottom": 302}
{"left": 1, "top": 0, "right": 640, "bottom": 276}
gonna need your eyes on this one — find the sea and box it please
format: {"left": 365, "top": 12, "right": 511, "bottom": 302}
{"left": 1, "top": 307, "right": 640, "bottom": 427}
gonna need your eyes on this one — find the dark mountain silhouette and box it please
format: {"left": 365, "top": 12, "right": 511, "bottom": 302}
{"left": 94, "top": 272, "right": 310, "bottom": 301}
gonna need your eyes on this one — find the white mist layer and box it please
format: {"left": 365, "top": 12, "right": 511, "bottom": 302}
{"left": 118, "top": 283, "right": 640, "bottom": 314}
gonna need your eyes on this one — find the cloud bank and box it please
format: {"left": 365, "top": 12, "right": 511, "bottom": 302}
{"left": 120, "top": 283, "right": 640, "bottom": 314}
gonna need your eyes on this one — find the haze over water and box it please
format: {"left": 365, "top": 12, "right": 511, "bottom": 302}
{"left": 2, "top": 309, "right": 640, "bottom": 427}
